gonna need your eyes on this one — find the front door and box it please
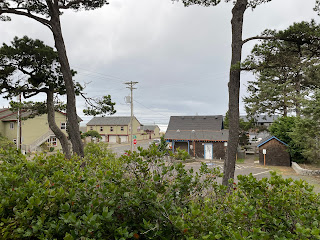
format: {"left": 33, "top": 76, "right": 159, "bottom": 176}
{"left": 204, "top": 143, "right": 213, "bottom": 160}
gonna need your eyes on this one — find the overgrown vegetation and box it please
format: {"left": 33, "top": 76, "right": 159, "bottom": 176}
{"left": 0, "top": 142, "right": 320, "bottom": 239}
{"left": 173, "top": 147, "right": 190, "bottom": 161}
{"left": 0, "top": 133, "right": 15, "bottom": 150}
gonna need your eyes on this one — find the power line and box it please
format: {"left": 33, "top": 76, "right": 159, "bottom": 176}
{"left": 71, "top": 65, "right": 131, "bottom": 83}
{"left": 133, "top": 99, "right": 172, "bottom": 118}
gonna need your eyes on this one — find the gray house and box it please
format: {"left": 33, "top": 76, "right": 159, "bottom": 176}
{"left": 240, "top": 115, "right": 279, "bottom": 127}
{"left": 165, "top": 115, "right": 228, "bottom": 159}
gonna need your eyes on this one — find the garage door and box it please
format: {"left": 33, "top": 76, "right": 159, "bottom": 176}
{"left": 119, "top": 136, "right": 128, "bottom": 143}
{"left": 109, "top": 135, "right": 117, "bottom": 143}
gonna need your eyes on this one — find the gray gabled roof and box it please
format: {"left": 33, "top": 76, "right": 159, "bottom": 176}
{"left": 166, "top": 115, "right": 223, "bottom": 131}
{"left": 0, "top": 108, "right": 81, "bottom": 122}
{"left": 240, "top": 115, "right": 279, "bottom": 123}
{"left": 165, "top": 115, "right": 227, "bottom": 141}
{"left": 141, "top": 125, "right": 159, "bottom": 131}
{"left": 257, "top": 135, "right": 288, "bottom": 147}
{"left": 165, "top": 129, "right": 229, "bottom": 141}
{"left": 87, "top": 116, "right": 137, "bottom": 126}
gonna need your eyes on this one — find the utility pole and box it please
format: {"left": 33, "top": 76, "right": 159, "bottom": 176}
{"left": 124, "top": 81, "right": 138, "bottom": 152}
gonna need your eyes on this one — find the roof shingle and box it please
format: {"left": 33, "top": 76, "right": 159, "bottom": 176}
{"left": 87, "top": 116, "right": 134, "bottom": 126}
{"left": 165, "top": 115, "right": 227, "bottom": 141}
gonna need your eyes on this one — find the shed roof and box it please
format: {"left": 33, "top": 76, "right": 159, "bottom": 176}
{"left": 166, "top": 115, "right": 223, "bottom": 131}
{"left": 87, "top": 116, "right": 140, "bottom": 126}
{"left": 165, "top": 129, "right": 228, "bottom": 141}
{"left": 257, "top": 136, "right": 288, "bottom": 147}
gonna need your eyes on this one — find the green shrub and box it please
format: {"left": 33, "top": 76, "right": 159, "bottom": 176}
{"left": 0, "top": 134, "right": 15, "bottom": 150}
{"left": 174, "top": 147, "right": 190, "bottom": 161}
{"left": 0, "top": 146, "right": 319, "bottom": 239}
{"left": 0, "top": 147, "right": 221, "bottom": 239}
{"left": 180, "top": 172, "right": 320, "bottom": 239}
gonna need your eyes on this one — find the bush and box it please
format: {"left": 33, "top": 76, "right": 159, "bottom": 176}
{"left": 0, "top": 134, "right": 15, "bottom": 150}
{"left": 174, "top": 147, "right": 190, "bottom": 161}
{"left": 181, "top": 172, "right": 320, "bottom": 239}
{"left": 0, "top": 146, "right": 319, "bottom": 239}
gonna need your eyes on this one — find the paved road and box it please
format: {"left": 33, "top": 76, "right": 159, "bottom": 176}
{"left": 184, "top": 160, "right": 272, "bottom": 183}
{"left": 107, "top": 139, "right": 151, "bottom": 156}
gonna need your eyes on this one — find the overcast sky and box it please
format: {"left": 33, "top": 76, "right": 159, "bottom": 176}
{"left": 0, "top": 0, "right": 319, "bottom": 130}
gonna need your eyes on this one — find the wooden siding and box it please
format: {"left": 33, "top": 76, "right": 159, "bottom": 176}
{"left": 173, "top": 141, "right": 226, "bottom": 159}
{"left": 174, "top": 142, "right": 189, "bottom": 153}
{"left": 259, "top": 139, "right": 291, "bottom": 166}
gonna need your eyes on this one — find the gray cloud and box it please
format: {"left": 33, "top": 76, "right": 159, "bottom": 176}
{"left": 0, "top": 0, "right": 318, "bottom": 129}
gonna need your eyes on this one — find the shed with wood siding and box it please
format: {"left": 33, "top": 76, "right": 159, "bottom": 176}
{"left": 164, "top": 115, "right": 228, "bottom": 159}
{"left": 257, "top": 136, "right": 291, "bottom": 166}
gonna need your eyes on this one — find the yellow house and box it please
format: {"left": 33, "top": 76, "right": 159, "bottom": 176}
{"left": 141, "top": 125, "right": 161, "bottom": 139}
{"left": 0, "top": 108, "right": 71, "bottom": 152}
{"left": 86, "top": 116, "right": 152, "bottom": 143}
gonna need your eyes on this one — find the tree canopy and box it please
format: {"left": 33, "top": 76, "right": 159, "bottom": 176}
{"left": 291, "top": 91, "right": 320, "bottom": 164}
{"left": 243, "top": 21, "right": 320, "bottom": 117}
{"left": 0, "top": 0, "right": 111, "bottom": 157}
{"left": 0, "top": 36, "right": 82, "bottom": 99}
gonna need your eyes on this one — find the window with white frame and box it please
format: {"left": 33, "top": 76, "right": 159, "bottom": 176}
{"left": 61, "top": 122, "right": 66, "bottom": 130}
{"left": 13, "top": 139, "right": 17, "bottom": 145}
{"left": 121, "top": 126, "right": 124, "bottom": 131}
{"left": 90, "top": 126, "right": 93, "bottom": 131}
{"left": 100, "top": 126, "right": 103, "bottom": 132}
{"left": 47, "top": 137, "right": 57, "bottom": 146}
{"left": 9, "top": 122, "right": 14, "bottom": 129}
{"left": 110, "top": 126, "right": 114, "bottom": 132}
{"left": 51, "top": 137, "right": 57, "bottom": 146}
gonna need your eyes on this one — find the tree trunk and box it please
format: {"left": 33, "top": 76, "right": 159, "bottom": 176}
{"left": 49, "top": 4, "right": 84, "bottom": 157}
{"left": 47, "top": 89, "right": 71, "bottom": 159}
{"left": 295, "top": 76, "right": 301, "bottom": 117}
{"left": 283, "top": 84, "right": 288, "bottom": 117}
{"left": 222, "top": 0, "right": 247, "bottom": 186}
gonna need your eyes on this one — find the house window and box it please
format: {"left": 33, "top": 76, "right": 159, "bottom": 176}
{"left": 137, "top": 126, "right": 141, "bottom": 132}
{"left": 100, "top": 126, "right": 103, "bottom": 132}
{"left": 61, "top": 122, "right": 66, "bottom": 130}
{"left": 13, "top": 139, "right": 17, "bottom": 145}
{"left": 9, "top": 122, "right": 14, "bottom": 129}
{"left": 90, "top": 126, "right": 93, "bottom": 131}
{"left": 110, "top": 127, "right": 114, "bottom": 132}
{"left": 51, "top": 137, "right": 57, "bottom": 146}
{"left": 47, "top": 137, "right": 57, "bottom": 147}
{"left": 121, "top": 126, "right": 124, "bottom": 131}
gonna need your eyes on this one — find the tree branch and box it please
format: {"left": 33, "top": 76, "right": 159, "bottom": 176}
{"left": 242, "top": 36, "right": 276, "bottom": 44}
{"left": 59, "top": 0, "right": 83, "bottom": 9}
{"left": 243, "top": 35, "right": 320, "bottom": 46}
{"left": 0, "top": 8, "right": 52, "bottom": 29}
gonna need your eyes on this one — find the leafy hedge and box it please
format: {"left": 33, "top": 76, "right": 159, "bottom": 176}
{"left": 0, "top": 144, "right": 319, "bottom": 239}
